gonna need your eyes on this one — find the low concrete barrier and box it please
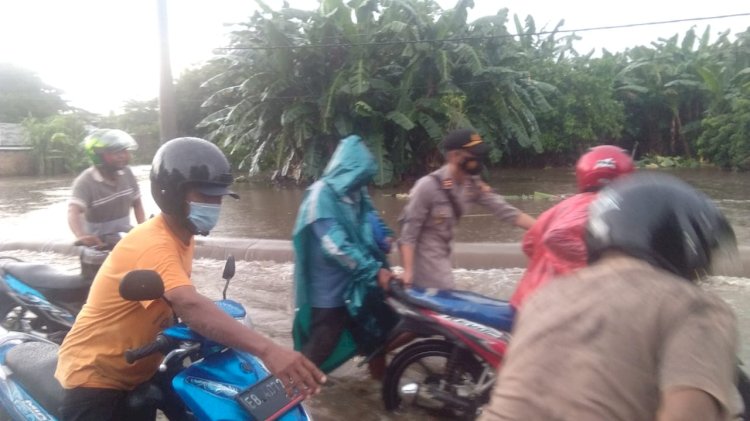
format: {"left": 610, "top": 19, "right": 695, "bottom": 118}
{"left": 1, "top": 237, "right": 748, "bottom": 277}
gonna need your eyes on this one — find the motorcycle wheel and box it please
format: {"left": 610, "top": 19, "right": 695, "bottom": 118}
{"left": 382, "top": 338, "right": 486, "bottom": 419}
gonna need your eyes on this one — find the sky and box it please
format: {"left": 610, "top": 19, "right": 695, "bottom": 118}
{"left": 1, "top": 0, "right": 748, "bottom": 115}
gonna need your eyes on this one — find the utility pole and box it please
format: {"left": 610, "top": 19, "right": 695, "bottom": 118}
{"left": 157, "top": 0, "right": 177, "bottom": 144}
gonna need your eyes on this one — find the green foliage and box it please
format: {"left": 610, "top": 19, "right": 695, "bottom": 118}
{"left": 199, "top": 0, "right": 552, "bottom": 184}
{"left": 99, "top": 99, "right": 160, "bottom": 164}
{"left": 535, "top": 56, "right": 625, "bottom": 157}
{"left": 511, "top": 17, "right": 625, "bottom": 160}
{"left": 697, "top": 31, "right": 750, "bottom": 170}
{"left": 636, "top": 154, "right": 701, "bottom": 169}
{"left": 22, "top": 114, "right": 88, "bottom": 175}
{"left": 614, "top": 27, "right": 729, "bottom": 159}
{"left": 0, "top": 63, "right": 68, "bottom": 123}
{"left": 174, "top": 60, "right": 230, "bottom": 138}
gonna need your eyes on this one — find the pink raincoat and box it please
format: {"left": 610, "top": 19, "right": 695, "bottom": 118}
{"left": 510, "top": 192, "right": 597, "bottom": 309}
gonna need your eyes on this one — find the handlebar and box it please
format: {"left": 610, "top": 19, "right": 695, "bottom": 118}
{"left": 125, "top": 335, "right": 175, "bottom": 364}
{"left": 74, "top": 232, "right": 125, "bottom": 250}
{"left": 73, "top": 239, "right": 109, "bottom": 251}
{"left": 386, "top": 278, "right": 444, "bottom": 315}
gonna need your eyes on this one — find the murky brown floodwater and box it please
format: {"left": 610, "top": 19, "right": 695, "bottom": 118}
{"left": 2, "top": 250, "right": 750, "bottom": 420}
{"left": 2, "top": 166, "right": 750, "bottom": 419}
{"left": 1, "top": 166, "right": 749, "bottom": 245}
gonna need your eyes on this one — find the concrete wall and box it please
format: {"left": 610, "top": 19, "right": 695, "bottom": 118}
{"left": 1, "top": 237, "right": 749, "bottom": 277}
{"left": 0, "top": 148, "right": 34, "bottom": 176}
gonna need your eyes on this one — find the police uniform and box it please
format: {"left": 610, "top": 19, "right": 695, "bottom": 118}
{"left": 398, "top": 129, "right": 522, "bottom": 289}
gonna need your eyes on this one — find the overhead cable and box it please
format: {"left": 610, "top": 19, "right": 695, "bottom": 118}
{"left": 214, "top": 12, "right": 750, "bottom": 51}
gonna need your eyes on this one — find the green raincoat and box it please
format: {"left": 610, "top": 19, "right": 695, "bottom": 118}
{"left": 292, "top": 135, "right": 397, "bottom": 373}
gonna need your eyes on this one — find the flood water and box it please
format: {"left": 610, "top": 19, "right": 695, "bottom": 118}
{"left": 1, "top": 165, "right": 750, "bottom": 245}
{"left": 1, "top": 249, "right": 749, "bottom": 420}
{"left": 1, "top": 166, "right": 750, "bottom": 419}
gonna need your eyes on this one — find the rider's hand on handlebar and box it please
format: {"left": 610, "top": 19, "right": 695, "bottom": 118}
{"left": 75, "top": 235, "right": 104, "bottom": 247}
{"left": 397, "top": 269, "right": 413, "bottom": 288}
{"left": 262, "top": 344, "right": 326, "bottom": 398}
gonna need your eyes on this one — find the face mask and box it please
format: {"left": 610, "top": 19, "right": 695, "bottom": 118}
{"left": 187, "top": 202, "right": 222, "bottom": 235}
{"left": 460, "top": 157, "right": 483, "bottom": 175}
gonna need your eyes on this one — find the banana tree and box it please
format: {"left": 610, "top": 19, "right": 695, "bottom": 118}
{"left": 199, "top": 0, "right": 553, "bottom": 184}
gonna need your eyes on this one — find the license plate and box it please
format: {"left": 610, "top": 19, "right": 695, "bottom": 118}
{"left": 236, "top": 375, "right": 303, "bottom": 421}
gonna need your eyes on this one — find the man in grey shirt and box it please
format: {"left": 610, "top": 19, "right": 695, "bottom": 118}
{"left": 398, "top": 128, "right": 535, "bottom": 289}
{"left": 68, "top": 129, "right": 145, "bottom": 247}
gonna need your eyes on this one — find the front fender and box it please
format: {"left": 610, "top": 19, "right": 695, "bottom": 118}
{"left": 172, "top": 349, "right": 309, "bottom": 421}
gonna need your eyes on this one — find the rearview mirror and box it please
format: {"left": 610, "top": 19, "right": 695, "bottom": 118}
{"left": 120, "top": 270, "right": 165, "bottom": 301}
{"left": 221, "top": 255, "right": 235, "bottom": 300}
{"left": 222, "top": 255, "right": 235, "bottom": 281}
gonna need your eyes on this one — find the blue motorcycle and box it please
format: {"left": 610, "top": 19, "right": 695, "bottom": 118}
{"left": 0, "top": 256, "right": 311, "bottom": 421}
{"left": 0, "top": 236, "right": 119, "bottom": 343}
{"left": 0, "top": 256, "right": 90, "bottom": 343}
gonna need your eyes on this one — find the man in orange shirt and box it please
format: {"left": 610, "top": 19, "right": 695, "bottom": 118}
{"left": 55, "top": 137, "right": 325, "bottom": 420}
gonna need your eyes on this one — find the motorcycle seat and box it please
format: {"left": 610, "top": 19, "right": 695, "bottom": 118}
{"left": 5, "top": 340, "right": 63, "bottom": 418}
{"left": 405, "top": 287, "right": 516, "bottom": 332}
{"left": 1, "top": 262, "right": 89, "bottom": 290}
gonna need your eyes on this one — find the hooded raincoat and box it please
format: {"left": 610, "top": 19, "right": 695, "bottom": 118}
{"left": 292, "top": 135, "right": 396, "bottom": 373}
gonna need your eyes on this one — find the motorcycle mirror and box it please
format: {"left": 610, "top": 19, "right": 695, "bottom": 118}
{"left": 221, "top": 255, "right": 235, "bottom": 300}
{"left": 222, "top": 255, "right": 235, "bottom": 281}
{"left": 120, "top": 270, "right": 165, "bottom": 301}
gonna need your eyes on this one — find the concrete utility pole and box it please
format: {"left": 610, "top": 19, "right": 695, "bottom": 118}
{"left": 157, "top": 0, "right": 178, "bottom": 144}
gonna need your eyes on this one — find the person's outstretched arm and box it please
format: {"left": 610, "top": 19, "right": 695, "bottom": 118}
{"left": 474, "top": 180, "right": 535, "bottom": 229}
{"left": 514, "top": 212, "right": 536, "bottom": 230}
{"left": 165, "top": 285, "right": 326, "bottom": 397}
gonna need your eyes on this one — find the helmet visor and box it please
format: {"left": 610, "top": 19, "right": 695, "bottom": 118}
{"left": 196, "top": 184, "right": 239, "bottom": 199}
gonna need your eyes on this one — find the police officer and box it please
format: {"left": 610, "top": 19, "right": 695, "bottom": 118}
{"left": 398, "top": 128, "right": 535, "bottom": 289}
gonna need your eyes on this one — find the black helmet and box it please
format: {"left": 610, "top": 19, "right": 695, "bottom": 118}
{"left": 150, "top": 137, "right": 237, "bottom": 216}
{"left": 586, "top": 172, "right": 737, "bottom": 280}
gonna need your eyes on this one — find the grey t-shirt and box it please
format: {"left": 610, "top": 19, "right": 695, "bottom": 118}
{"left": 481, "top": 255, "right": 739, "bottom": 421}
{"left": 69, "top": 166, "right": 140, "bottom": 237}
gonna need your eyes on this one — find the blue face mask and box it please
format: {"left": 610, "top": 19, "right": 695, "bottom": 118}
{"left": 187, "top": 202, "right": 222, "bottom": 235}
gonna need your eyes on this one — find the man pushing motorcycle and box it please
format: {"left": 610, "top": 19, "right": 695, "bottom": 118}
{"left": 68, "top": 129, "right": 145, "bottom": 248}
{"left": 55, "top": 137, "right": 325, "bottom": 420}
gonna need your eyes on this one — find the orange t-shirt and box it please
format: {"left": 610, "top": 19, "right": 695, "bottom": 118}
{"left": 55, "top": 214, "right": 194, "bottom": 390}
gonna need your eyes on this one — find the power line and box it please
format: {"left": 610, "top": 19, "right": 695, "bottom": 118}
{"left": 215, "top": 12, "right": 750, "bottom": 51}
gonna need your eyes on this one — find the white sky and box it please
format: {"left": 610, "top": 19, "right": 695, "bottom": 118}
{"left": 1, "top": 0, "right": 747, "bottom": 115}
